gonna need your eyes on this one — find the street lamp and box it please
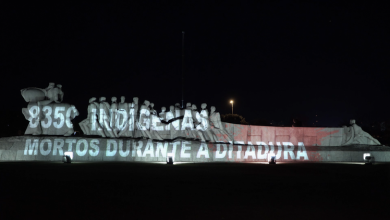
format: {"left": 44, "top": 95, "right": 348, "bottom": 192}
{"left": 230, "top": 100, "right": 233, "bottom": 114}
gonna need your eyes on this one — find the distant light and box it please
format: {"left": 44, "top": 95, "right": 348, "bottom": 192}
{"left": 65, "top": 152, "right": 73, "bottom": 160}
{"left": 230, "top": 100, "right": 233, "bottom": 103}
{"left": 363, "top": 153, "right": 370, "bottom": 160}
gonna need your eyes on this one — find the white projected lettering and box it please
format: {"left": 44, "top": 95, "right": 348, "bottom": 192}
{"left": 297, "top": 142, "right": 309, "bottom": 160}
{"left": 215, "top": 144, "right": 227, "bottom": 158}
{"left": 244, "top": 142, "right": 256, "bottom": 159}
{"left": 76, "top": 139, "right": 88, "bottom": 156}
{"left": 118, "top": 140, "right": 131, "bottom": 157}
{"left": 40, "top": 139, "right": 52, "bottom": 156}
{"left": 41, "top": 106, "right": 52, "bottom": 128}
{"left": 196, "top": 143, "right": 209, "bottom": 158}
{"left": 155, "top": 142, "right": 168, "bottom": 158}
{"left": 53, "top": 107, "right": 65, "bottom": 128}
{"left": 106, "top": 140, "right": 118, "bottom": 156}
{"left": 24, "top": 139, "right": 39, "bottom": 155}
{"left": 27, "top": 105, "right": 77, "bottom": 130}
{"left": 256, "top": 142, "right": 269, "bottom": 159}
{"left": 22, "top": 139, "right": 311, "bottom": 162}
{"left": 53, "top": 139, "right": 64, "bottom": 156}
{"left": 181, "top": 141, "right": 191, "bottom": 158}
{"left": 283, "top": 142, "right": 295, "bottom": 160}
{"left": 65, "top": 139, "right": 76, "bottom": 151}
{"left": 89, "top": 139, "right": 100, "bottom": 156}
{"left": 142, "top": 140, "right": 155, "bottom": 157}
{"left": 28, "top": 106, "right": 40, "bottom": 128}
{"left": 132, "top": 140, "right": 143, "bottom": 157}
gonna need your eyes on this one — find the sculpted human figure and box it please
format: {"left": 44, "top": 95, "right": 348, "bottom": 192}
{"left": 21, "top": 83, "right": 78, "bottom": 136}
{"left": 173, "top": 103, "right": 182, "bottom": 131}
{"left": 21, "top": 82, "right": 64, "bottom": 106}
{"left": 80, "top": 97, "right": 96, "bottom": 135}
{"left": 198, "top": 103, "right": 214, "bottom": 142}
{"left": 135, "top": 100, "right": 152, "bottom": 139}
{"left": 159, "top": 107, "right": 167, "bottom": 121}
{"left": 342, "top": 119, "right": 381, "bottom": 145}
{"left": 191, "top": 104, "right": 205, "bottom": 141}
{"left": 209, "top": 106, "right": 233, "bottom": 142}
{"left": 116, "top": 96, "right": 129, "bottom": 133}
{"left": 99, "top": 97, "right": 116, "bottom": 137}
{"left": 110, "top": 97, "right": 118, "bottom": 133}
{"left": 181, "top": 102, "right": 196, "bottom": 139}
{"left": 47, "top": 84, "right": 64, "bottom": 104}
{"left": 133, "top": 97, "right": 139, "bottom": 125}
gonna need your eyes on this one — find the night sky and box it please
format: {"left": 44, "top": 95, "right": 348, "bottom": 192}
{"left": 1, "top": 1, "right": 389, "bottom": 129}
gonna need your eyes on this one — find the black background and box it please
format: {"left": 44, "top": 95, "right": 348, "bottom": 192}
{"left": 1, "top": 1, "right": 389, "bottom": 134}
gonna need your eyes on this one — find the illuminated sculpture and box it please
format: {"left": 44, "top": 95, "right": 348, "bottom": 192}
{"left": 79, "top": 97, "right": 101, "bottom": 136}
{"left": 21, "top": 83, "right": 78, "bottom": 136}
{"left": 209, "top": 106, "right": 233, "bottom": 142}
{"left": 342, "top": 119, "right": 381, "bottom": 145}
{"left": 198, "top": 103, "right": 215, "bottom": 142}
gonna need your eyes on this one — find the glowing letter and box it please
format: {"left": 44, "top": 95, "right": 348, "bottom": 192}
{"left": 89, "top": 139, "right": 100, "bottom": 156}
{"left": 276, "top": 142, "right": 283, "bottom": 159}
{"left": 65, "top": 139, "right": 76, "bottom": 151}
{"left": 297, "top": 142, "right": 309, "bottom": 160}
{"left": 256, "top": 142, "right": 269, "bottom": 159}
{"left": 28, "top": 106, "right": 40, "bottom": 128}
{"left": 41, "top": 106, "right": 52, "bottom": 128}
{"left": 132, "top": 140, "right": 143, "bottom": 157}
{"left": 53, "top": 106, "right": 65, "bottom": 129}
{"left": 216, "top": 144, "right": 227, "bottom": 158}
{"left": 106, "top": 139, "right": 118, "bottom": 156}
{"left": 181, "top": 141, "right": 191, "bottom": 158}
{"left": 283, "top": 142, "right": 295, "bottom": 160}
{"left": 156, "top": 142, "right": 168, "bottom": 158}
{"left": 197, "top": 143, "right": 209, "bottom": 158}
{"left": 118, "top": 140, "right": 130, "bottom": 157}
{"left": 39, "top": 139, "right": 52, "bottom": 156}
{"left": 76, "top": 139, "right": 88, "bottom": 156}
{"left": 24, "top": 139, "right": 39, "bottom": 155}
{"left": 142, "top": 140, "right": 155, "bottom": 157}
{"left": 53, "top": 139, "right": 64, "bottom": 156}
{"left": 244, "top": 142, "right": 256, "bottom": 159}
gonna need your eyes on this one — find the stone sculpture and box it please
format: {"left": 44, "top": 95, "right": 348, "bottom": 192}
{"left": 21, "top": 83, "right": 78, "bottom": 136}
{"left": 342, "top": 119, "right": 381, "bottom": 145}
{"left": 209, "top": 106, "right": 233, "bottom": 142}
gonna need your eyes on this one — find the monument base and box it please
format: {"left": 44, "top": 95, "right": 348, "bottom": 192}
{"left": 0, "top": 136, "right": 389, "bottom": 163}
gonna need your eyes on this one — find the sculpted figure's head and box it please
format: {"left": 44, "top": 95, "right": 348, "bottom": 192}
{"left": 175, "top": 103, "right": 180, "bottom": 108}
{"left": 47, "top": 82, "right": 55, "bottom": 89}
{"left": 186, "top": 103, "right": 191, "bottom": 108}
{"left": 192, "top": 104, "right": 197, "bottom": 110}
{"left": 111, "top": 97, "right": 117, "bottom": 103}
{"left": 170, "top": 105, "right": 174, "bottom": 112}
{"left": 350, "top": 119, "right": 356, "bottom": 125}
{"left": 133, "top": 97, "right": 139, "bottom": 104}
{"left": 210, "top": 106, "right": 216, "bottom": 113}
{"left": 201, "top": 103, "right": 207, "bottom": 109}
{"left": 121, "top": 96, "right": 125, "bottom": 103}
{"left": 89, "top": 97, "right": 96, "bottom": 103}
{"left": 57, "top": 84, "right": 62, "bottom": 89}
{"left": 150, "top": 103, "right": 154, "bottom": 108}
{"left": 130, "top": 102, "right": 134, "bottom": 108}
{"left": 100, "top": 97, "right": 106, "bottom": 102}
{"left": 161, "top": 106, "right": 166, "bottom": 112}
{"left": 144, "top": 100, "right": 150, "bottom": 107}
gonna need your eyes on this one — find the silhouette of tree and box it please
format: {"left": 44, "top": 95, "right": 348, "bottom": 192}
{"left": 251, "top": 118, "right": 270, "bottom": 126}
{"left": 221, "top": 114, "right": 248, "bottom": 125}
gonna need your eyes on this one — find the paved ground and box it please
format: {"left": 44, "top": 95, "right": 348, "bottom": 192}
{"left": 0, "top": 161, "right": 389, "bottom": 219}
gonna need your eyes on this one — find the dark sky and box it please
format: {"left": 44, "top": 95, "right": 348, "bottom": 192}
{"left": 1, "top": 1, "right": 389, "bottom": 127}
